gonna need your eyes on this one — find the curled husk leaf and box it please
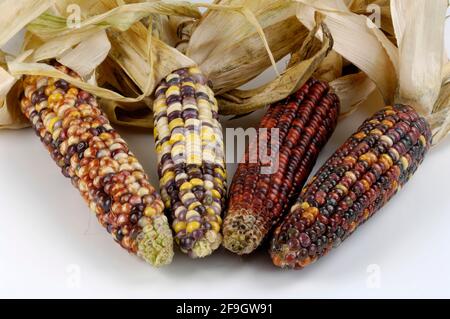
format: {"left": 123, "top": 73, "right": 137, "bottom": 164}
{"left": 218, "top": 17, "right": 334, "bottom": 115}
{"left": 296, "top": 0, "right": 450, "bottom": 146}
{"left": 1, "top": 0, "right": 201, "bottom": 129}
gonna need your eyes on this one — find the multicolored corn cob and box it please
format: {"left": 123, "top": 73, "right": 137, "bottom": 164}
{"left": 270, "top": 105, "right": 432, "bottom": 269}
{"left": 223, "top": 78, "right": 340, "bottom": 255}
{"left": 153, "top": 67, "right": 226, "bottom": 258}
{"left": 20, "top": 62, "right": 173, "bottom": 267}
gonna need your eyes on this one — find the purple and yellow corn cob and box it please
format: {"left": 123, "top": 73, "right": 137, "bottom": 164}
{"left": 153, "top": 67, "right": 226, "bottom": 258}
{"left": 223, "top": 78, "right": 340, "bottom": 255}
{"left": 270, "top": 105, "right": 432, "bottom": 269}
{"left": 20, "top": 62, "right": 173, "bottom": 267}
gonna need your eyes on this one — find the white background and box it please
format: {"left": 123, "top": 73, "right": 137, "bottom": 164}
{"left": 1, "top": 1, "right": 450, "bottom": 298}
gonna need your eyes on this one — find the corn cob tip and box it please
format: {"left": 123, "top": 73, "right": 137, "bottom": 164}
{"left": 137, "top": 215, "right": 174, "bottom": 267}
{"left": 188, "top": 231, "right": 222, "bottom": 258}
{"left": 222, "top": 211, "right": 264, "bottom": 255}
{"left": 269, "top": 239, "right": 311, "bottom": 269}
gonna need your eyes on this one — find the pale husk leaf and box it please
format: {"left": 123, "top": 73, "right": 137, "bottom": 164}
{"left": 296, "top": 0, "right": 398, "bottom": 104}
{"left": 57, "top": 30, "right": 112, "bottom": 77}
{"left": 8, "top": 61, "right": 146, "bottom": 103}
{"left": 0, "top": 0, "right": 52, "bottom": 47}
{"left": 28, "top": 1, "right": 201, "bottom": 41}
{"left": 330, "top": 72, "right": 377, "bottom": 118}
{"left": 217, "top": 20, "right": 333, "bottom": 115}
{"left": 392, "top": 0, "right": 447, "bottom": 116}
{"left": 0, "top": 81, "right": 29, "bottom": 130}
{"left": 0, "top": 51, "right": 29, "bottom": 129}
{"left": 187, "top": 0, "right": 304, "bottom": 93}
{"left": 107, "top": 20, "right": 196, "bottom": 96}
{"left": 298, "top": 0, "right": 450, "bottom": 146}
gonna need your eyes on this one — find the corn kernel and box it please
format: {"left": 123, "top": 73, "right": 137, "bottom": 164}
{"left": 186, "top": 221, "right": 201, "bottom": 233}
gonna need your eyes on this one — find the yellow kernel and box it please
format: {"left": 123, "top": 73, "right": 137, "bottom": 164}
{"left": 207, "top": 208, "right": 216, "bottom": 216}
{"left": 381, "top": 154, "right": 393, "bottom": 167}
{"left": 160, "top": 171, "right": 175, "bottom": 185}
{"left": 419, "top": 135, "right": 427, "bottom": 146}
{"left": 210, "top": 222, "right": 220, "bottom": 233}
{"left": 48, "top": 93, "right": 63, "bottom": 104}
{"left": 170, "top": 133, "right": 184, "bottom": 144}
{"left": 187, "top": 155, "right": 201, "bottom": 165}
{"left": 336, "top": 184, "right": 348, "bottom": 194}
{"left": 169, "top": 118, "right": 184, "bottom": 131}
{"left": 189, "top": 67, "right": 201, "bottom": 74}
{"left": 300, "top": 202, "right": 310, "bottom": 210}
{"left": 215, "top": 215, "right": 222, "bottom": 225}
{"left": 186, "top": 221, "right": 201, "bottom": 233}
{"left": 190, "top": 178, "right": 204, "bottom": 187}
{"left": 214, "top": 168, "right": 226, "bottom": 178}
{"left": 213, "top": 177, "right": 224, "bottom": 187}
{"left": 45, "top": 85, "right": 56, "bottom": 96}
{"left": 47, "top": 117, "right": 60, "bottom": 133}
{"left": 211, "top": 189, "right": 221, "bottom": 199}
{"left": 400, "top": 156, "right": 409, "bottom": 170}
{"left": 166, "top": 85, "right": 180, "bottom": 96}
{"left": 180, "top": 182, "right": 193, "bottom": 192}
{"left": 188, "top": 202, "right": 201, "bottom": 211}
{"left": 183, "top": 82, "right": 196, "bottom": 88}
{"left": 173, "top": 222, "right": 186, "bottom": 233}
{"left": 144, "top": 206, "right": 157, "bottom": 217}
{"left": 68, "top": 88, "right": 79, "bottom": 96}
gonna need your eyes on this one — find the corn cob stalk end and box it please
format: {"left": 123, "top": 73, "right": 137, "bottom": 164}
{"left": 137, "top": 215, "right": 174, "bottom": 267}
{"left": 222, "top": 210, "right": 264, "bottom": 255}
{"left": 190, "top": 231, "right": 222, "bottom": 258}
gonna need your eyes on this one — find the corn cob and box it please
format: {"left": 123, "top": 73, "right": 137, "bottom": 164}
{"left": 270, "top": 104, "right": 432, "bottom": 269}
{"left": 20, "top": 62, "right": 173, "bottom": 267}
{"left": 223, "top": 78, "right": 340, "bottom": 255}
{"left": 153, "top": 67, "right": 226, "bottom": 258}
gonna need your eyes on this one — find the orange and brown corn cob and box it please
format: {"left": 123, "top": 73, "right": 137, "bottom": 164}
{"left": 20, "top": 62, "right": 173, "bottom": 267}
{"left": 223, "top": 78, "right": 340, "bottom": 255}
{"left": 270, "top": 105, "right": 432, "bottom": 269}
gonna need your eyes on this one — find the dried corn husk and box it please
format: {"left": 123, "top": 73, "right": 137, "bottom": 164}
{"left": 0, "top": 0, "right": 53, "bottom": 129}
{"left": 0, "top": 0, "right": 202, "bottom": 129}
{"left": 218, "top": 17, "right": 334, "bottom": 115}
{"left": 187, "top": 0, "right": 306, "bottom": 93}
{"left": 296, "top": 0, "right": 450, "bottom": 145}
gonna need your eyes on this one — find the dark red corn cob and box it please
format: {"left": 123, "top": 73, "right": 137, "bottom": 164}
{"left": 222, "top": 78, "right": 340, "bottom": 255}
{"left": 270, "top": 105, "right": 432, "bottom": 269}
